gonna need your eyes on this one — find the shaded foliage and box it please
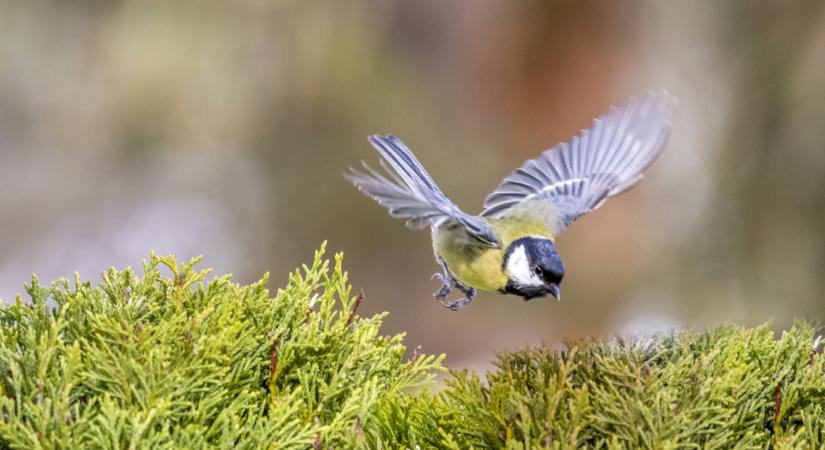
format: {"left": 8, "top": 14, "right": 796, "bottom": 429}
{"left": 376, "top": 324, "right": 825, "bottom": 449}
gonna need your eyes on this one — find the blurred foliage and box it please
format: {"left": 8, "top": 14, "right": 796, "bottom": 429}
{"left": 663, "top": 1, "right": 825, "bottom": 327}
{"left": 0, "top": 245, "right": 442, "bottom": 449}
{"left": 1, "top": 1, "right": 825, "bottom": 368}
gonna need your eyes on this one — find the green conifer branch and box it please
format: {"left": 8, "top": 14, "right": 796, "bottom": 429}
{"left": 0, "top": 244, "right": 444, "bottom": 449}
{"left": 0, "top": 246, "right": 823, "bottom": 449}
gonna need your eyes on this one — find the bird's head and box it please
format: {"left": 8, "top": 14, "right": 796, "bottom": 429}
{"left": 502, "top": 237, "right": 564, "bottom": 300}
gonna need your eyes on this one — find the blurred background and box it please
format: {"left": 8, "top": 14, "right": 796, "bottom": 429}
{"left": 1, "top": 1, "right": 824, "bottom": 370}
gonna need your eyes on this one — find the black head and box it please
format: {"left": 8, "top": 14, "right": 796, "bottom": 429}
{"left": 501, "top": 237, "right": 565, "bottom": 300}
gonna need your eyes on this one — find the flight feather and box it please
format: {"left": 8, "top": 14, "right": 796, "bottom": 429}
{"left": 481, "top": 91, "right": 676, "bottom": 234}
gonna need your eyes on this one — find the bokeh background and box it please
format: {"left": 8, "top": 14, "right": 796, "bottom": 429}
{"left": 1, "top": 1, "right": 824, "bottom": 370}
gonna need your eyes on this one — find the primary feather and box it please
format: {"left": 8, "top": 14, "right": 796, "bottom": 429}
{"left": 481, "top": 91, "right": 676, "bottom": 234}
{"left": 346, "top": 134, "right": 498, "bottom": 246}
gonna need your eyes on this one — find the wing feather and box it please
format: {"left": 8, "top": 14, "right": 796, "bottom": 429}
{"left": 481, "top": 91, "right": 676, "bottom": 234}
{"left": 347, "top": 134, "right": 498, "bottom": 246}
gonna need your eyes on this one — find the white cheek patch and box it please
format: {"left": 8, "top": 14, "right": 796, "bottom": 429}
{"left": 505, "top": 245, "right": 544, "bottom": 287}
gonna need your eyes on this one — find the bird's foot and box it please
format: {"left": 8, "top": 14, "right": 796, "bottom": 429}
{"left": 439, "top": 287, "right": 476, "bottom": 311}
{"left": 432, "top": 257, "right": 476, "bottom": 310}
{"left": 431, "top": 272, "right": 453, "bottom": 300}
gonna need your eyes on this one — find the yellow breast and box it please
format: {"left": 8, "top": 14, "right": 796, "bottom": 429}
{"left": 431, "top": 215, "right": 553, "bottom": 292}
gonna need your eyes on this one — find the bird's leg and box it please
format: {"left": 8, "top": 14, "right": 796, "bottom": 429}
{"left": 432, "top": 257, "right": 476, "bottom": 311}
{"left": 431, "top": 257, "right": 454, "bottom": 300}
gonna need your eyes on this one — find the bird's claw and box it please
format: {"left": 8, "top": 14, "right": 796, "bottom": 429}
{"left": 432, "top": 270, "right": 453, "bottom": 300}
{"left": 432, "top": 258, "right": 476, "bottom": 310}
{"left": 440, "top": 296, "right": 470, "bottom": 311}
{"left": 432, "top": 273, "right": 452, "bottom": 300}
{"left": 439, "top": 287, "right": 476, "bottom": 311}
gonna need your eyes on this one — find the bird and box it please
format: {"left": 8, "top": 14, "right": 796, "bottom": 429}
{"left": 346, "top": 91, "right": 676, "bottom": 310}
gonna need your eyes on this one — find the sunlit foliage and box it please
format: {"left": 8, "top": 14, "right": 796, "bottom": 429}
{"left": 0, "top": 245, "right": 442, "bottom": 449}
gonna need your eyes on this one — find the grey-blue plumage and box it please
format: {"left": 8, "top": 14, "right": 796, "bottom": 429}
{"left": 346, "top": 134, "right": 499, "bottom": 246}
{"left": 345, "top": 91, "right": 676, "bottom": 309}
{"left": 481, "top": 91, "right": 676, "bottom": 234}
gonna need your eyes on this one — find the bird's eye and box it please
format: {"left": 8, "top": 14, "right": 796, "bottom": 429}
{"left": 532, "top": 266, "right": 542, "bottom": 276}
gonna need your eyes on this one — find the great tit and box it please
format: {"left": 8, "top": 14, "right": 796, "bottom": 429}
{"left": 346, "top": 91, "right": 675, "bottom": 310}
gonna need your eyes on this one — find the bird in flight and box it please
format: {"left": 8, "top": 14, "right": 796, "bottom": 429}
{"left": 346, "top": 91, "right": 676, "bottom": 310}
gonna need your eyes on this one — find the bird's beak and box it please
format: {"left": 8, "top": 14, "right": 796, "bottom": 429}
{"left": 548, "top": 283, "right": 561, "bottom": 301}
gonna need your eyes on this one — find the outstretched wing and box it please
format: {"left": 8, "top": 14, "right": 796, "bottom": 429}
{"left": 347, "top": 134, "right": 498, "bottom": 246}
{"left": 481, "top": 91, "right": 676, "bottom": 234}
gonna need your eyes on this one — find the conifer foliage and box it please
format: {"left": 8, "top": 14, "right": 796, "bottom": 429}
{"left": 0, "top": 245, "right": 824, "bottom": 449}
{"left": 0, "top": 245, "right": 442, "bottom": 449}
{"left": 377, "top": 324, "right": 825, "bottom": 449}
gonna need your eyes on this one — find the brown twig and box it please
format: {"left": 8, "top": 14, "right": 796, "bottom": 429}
{"left": 774, "top": 379, "right": 783, "bottom": 428}
{"left": 269, "top": 337, "right": 280, "bottom": 387}
{"left": 346, "top": 288, "right": 365, "bottom": 327}
{"left": 481, "top": 385, "right": 491, "bottom": 405}
{"left": 809, "top": 335, "right": 822, "bottom": 367}
{"left": 304, "top": 306, "right": 314, "bottom": 325}
{"left": 312, "top": 417, "right": 322, "bottom": 449}
{"left": 353, "top": 416, "right": 364, "bottom": 440}
{"left": 411, "top": 346, "right": 420, "bottom": 363}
